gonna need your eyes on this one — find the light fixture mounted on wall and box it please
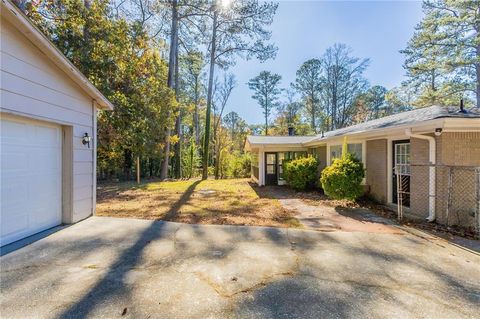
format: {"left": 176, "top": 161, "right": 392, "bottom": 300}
{"left": 434, "top": 128, "right": 443, "bottom": 136}
{"left": 82, "top": 132, "right": 92, "bottom": 148}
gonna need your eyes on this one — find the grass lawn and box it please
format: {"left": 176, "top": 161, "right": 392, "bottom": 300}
{"left": 96, "top": 178, "right": 301, "bottom": 228}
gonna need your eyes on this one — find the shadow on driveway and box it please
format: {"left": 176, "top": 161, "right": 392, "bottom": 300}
{"left": 58, "top": 181, "right": 202, "bottom": 318}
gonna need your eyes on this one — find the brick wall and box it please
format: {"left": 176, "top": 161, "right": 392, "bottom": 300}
{"left": 437, "top": 132, "right": 480, "bottom": 166}
{"left": 436, "top": 132, "right": 480, "bottom": 227}
{"left": 366, "top": 139, "right": 388, "bottom": 203}
{"left": 409, "top": 132, "right": 480, "bottom": 227}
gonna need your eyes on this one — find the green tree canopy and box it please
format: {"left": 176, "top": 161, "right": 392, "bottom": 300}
{"left": 248, "top": 71, "right": 282, "bottom": 135}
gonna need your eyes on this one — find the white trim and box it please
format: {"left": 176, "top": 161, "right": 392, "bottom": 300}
{"left": 326, "top": 140, "right": 366, "bottom": 166}
{"left": 304, "top": 118, "right": 446, "bottom": 146}
{"left": 326, "top": 142, "right": 331, "bottom": 167}
{"left": 92, "top": 103, "right": 97, "bottom": 215}
{"left": 387, "top": 138, "right": 393, "bottom": 204}
{"left": 246, "top": 118, "right": 479, "bottom": 152}
{"left": 386, "top": 134, "right": 410, "bottom": 204}
{"left": 258, "top": 147, "right": 265, "bottom": 186}
{"left": 406, "top": 129, "right": 436, "bottom": 221}
{"left": 1, "top": 0, "right": 113, "bottom": 110}
{"left": 248, "top": 145, "right": 309, "bottom": 152}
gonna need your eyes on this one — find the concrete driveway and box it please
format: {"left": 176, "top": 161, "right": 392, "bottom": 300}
{"left": 1, "top": 217, "right": 479, "bottom": 319}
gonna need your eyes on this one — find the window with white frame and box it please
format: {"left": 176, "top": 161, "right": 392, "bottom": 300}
{"left": 329, "top": 143, "right": 363, "bottom": 163}
{"left": 330, "top": 145, "right": 342, "bottom": 161}
{"left": 347, "top": 143, "right": 363, "bottom": 161}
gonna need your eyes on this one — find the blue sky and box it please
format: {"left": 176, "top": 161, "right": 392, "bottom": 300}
{"left": 223, "top": 0, "right": 424, "bottom": 124}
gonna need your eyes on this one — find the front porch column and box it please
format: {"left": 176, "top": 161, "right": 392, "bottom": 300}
{"left": 259, "top": 148, "right": 265, "bottom": 186}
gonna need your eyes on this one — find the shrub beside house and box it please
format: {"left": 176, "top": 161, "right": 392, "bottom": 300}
{"left": 245, "top": 106, "right": 480, "bottom": 229}
{"left": 283, "top": 156, "right": 318, "bottom": 190}
{"left": 320, "top": 153, "right": 365, "bottom": 200}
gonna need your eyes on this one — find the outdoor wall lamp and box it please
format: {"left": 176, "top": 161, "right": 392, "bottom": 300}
{"left": 434, "top": 128, "right": 443, "bottom": 136}
{"left": 82, "top": 132, "right": 92, "bottom": 148}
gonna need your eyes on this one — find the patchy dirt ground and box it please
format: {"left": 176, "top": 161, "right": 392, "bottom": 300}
{"left": 258, "top": 186, "right": 402, "bottom": 234}
{"left": 96, "top": 178, "right": 301, "bottom": 228}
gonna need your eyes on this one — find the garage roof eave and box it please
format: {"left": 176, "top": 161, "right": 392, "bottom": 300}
{"left": 2, "top": 0, "right": 114, "bottom": 111}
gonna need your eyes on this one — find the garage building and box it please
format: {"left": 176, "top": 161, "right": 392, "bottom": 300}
{"left": 1, "top": 0, "right": 114, "bottom": 246}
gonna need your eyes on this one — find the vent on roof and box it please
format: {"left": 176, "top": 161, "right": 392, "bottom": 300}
{"left": 288, "top": 127, "right": 295, "bottom": 136}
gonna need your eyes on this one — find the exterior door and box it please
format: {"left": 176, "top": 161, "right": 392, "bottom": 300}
{"left": 392, "top": 140, "right": 410, "bottom": 207}
{"left": 1, "top": 117, "right": 62, "bottom": 246}
{"left": 265, "top": 153, "right": 278, "bottom": 186}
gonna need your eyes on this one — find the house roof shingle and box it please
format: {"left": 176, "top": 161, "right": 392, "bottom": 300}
{"left": 246, "top": 105, "right": 480, "bottom": 147}
{"left": 307, "top": 105, "right": 480, "bottom": 143}
{"left": 246, "top": 135, "right": 313, "bottom": 145}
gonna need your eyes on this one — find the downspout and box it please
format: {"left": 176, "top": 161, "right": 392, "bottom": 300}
{"left": 405, "top": 129, "right": 436, "bottom": 222}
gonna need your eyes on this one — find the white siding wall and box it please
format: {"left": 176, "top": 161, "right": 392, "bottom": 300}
{"left": 1, "top": 20, "right": 95, "bottom": 222}
{"left": 258, "top": 150, "right": 265, "bottom": 186}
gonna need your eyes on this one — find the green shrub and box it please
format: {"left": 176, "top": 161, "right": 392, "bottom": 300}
{"left": 283, "top": 156, "right": 318, "bottom": 190}
{"left": 320, "top": 153, "right": 365, "bottom": 200}
{"left": 226, "top": 153, "right": 251, "bottom": 178}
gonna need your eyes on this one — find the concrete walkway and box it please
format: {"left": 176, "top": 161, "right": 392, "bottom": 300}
{"left": 279, "top": 197, "right": 401, "bottom": 234}
{"left": 1, "top": 216, "right": 479, "bottom": 318}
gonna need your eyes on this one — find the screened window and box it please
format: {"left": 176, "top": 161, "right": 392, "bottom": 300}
{"left": 395, "top": 143, "right": 410, "bottom": 175}
{"left": 330, "top": 145, "right": 342, "bottom": 161}
{"left": 278, "top": 152, "right": 285, "bottom": 180}
{"left": 330, "top": 143, "right": 363, "bottom": 162}
{"left": 265, "top": 153, "right": 277, "bottom": 175}
{"left": 284, "top": 151, "right": 307, "bottom": 160}
{"left": 347, "top": 143, "right": 363, "bottom": 161}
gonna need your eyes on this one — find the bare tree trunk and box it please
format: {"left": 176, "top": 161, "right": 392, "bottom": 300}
{"left": 217, "top": 147, "right": 222, "bottom": 179}
{"left": 136, "top": 156, "right": 140, "bottom": 184}
{"left": 173, "top": 45, "right": 182, "bottom": 179}
{"left": 264, "top": 90, "right": 269, "bottom": 135}
{"left": 149, "top": 158, "right": 154, "bottom": 178}
{"left": 476, "top": 21, "right": 480, "bottom": 108}
{"left": 214, "top": 143, "right": 220, "bottom": 179}
{"left": 202, "top": 8, "right": 218, "bottom": 180}
{"left": 264, "top": 114, "right": 268, "bottom": 135}
{"left": 160, "top": 0, "right": 178, "bottom": 180}
{"left": 214, "top": 119, "right": 222, "bottom": 179}
{"left": 124, "top": 149, "right": 132, "bottom": 180}
{"left": 194, "top": 80, "right": 200, "bottom": 146}
{"left": 309, "top": 94, "right": 316, "bottom": 133}
{"left": 476, "top": 44, "right": 480, "bottom": 107}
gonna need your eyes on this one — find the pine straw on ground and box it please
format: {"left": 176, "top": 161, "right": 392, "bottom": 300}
{"left": 96, "top": 178, "right": 301, "bottom": 228}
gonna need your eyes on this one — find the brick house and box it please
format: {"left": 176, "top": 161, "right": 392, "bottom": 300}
{"left": 245, "top": 105, "right": 480, "bottom": 228}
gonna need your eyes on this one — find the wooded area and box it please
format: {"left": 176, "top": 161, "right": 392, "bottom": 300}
{"left": 16, "top": 0, "right": 480, "bottom": 181}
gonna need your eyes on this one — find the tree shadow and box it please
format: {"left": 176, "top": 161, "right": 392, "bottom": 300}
{"left": 57, "top": 181, "right": 201, "bottom": 319}
{"left": 162, "top": 180, "right": 201, "bottom": 221}
{"left": 4, "top": 179, "right": 479, "bottom": 318}
{"left": 3, "top": 213, "right": 479, "bottom": 318}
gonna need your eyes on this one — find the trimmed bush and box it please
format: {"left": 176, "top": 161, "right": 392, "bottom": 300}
{"left": 283, "top": 156, "right": 318, "bottom": 190}
{"left": 320, "top": 153, "right": 365, "bottom": 200}
{"left": 225, "top": 152, "right": 251, "bottom": 178}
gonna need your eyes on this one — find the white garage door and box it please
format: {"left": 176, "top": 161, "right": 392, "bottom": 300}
{"left": 1, "top": 116, "right": 62, "bottom": 246}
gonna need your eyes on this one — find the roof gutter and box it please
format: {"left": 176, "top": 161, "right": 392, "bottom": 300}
{"left": 405, "top": 128, "right": 436, "bottom": 222}
{"left": 303, "top": 118, "right": 446, "bottom": 147}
